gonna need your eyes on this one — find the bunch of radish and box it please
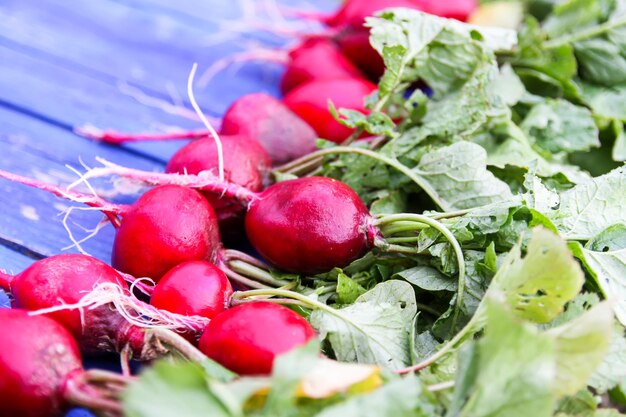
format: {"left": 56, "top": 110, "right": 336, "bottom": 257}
{"left": 0, "top": 2, "right": 481, "bottom": 415}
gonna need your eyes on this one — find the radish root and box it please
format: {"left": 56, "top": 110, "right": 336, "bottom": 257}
{"left": 29, "top": 283, "right": 210, "bottom": 334}
{"left": 188, "top": 63, "right": 225, "bottom": 182}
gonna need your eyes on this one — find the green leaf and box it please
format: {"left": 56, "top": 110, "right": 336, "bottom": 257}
{"left": 452, "top": 301, "right": 556, "bottom": 417}
{"left": 581, "top": 82, "right": 626, "bottom": 121}
{"left": 543, "top": 0, "right": 604, "bottom": 38}
{"left": 416, "top": 142, "right": 514, "bottom": 210}
{"left": 262, "top": 340, "right": 320, "bottom": 415}
{"left": 548, "top": 166, "right": 626, "bottom": 239}
{"left": 589, "top": 329, "right": 626, "bottom": 393}
{"left": 575, "top": 38, "right": 626, "bottom": 86}
{"left": 587, "top": 223, "right": 626, "bottom": 251}
{"left": 521, "top": 99, "right": 600, "bottom": 153}
{"left": 310, "top": 281, "right": 417, "bottom": 369}
{"left": 490, "top": 227, "right": 585, "bottom": 323}
{"left": 545, "top": 301, "right": 615, "bottom": 396}
{"left": 314, "top": 375, "right": 436, "bottom": 417}
{"left": 571, "top": 239, "right": 626, "bottom": 326}
{"left": 396, "top": 265, "right": 455, "bottom": 292}
{"left": 513, "top": 16, "right": 578, "bottom": 96}
{"left": 555, "top": 389, "right": 598, "bottom": 417}
{"left": 123, "top": 361, "right": 242, "bottom": 417}
{"left": 367, "top": 8, "right": 515, "bottom": 104}
{"left": 490, "top": 64, "right": 526, "bottom": 106}
{"left": 337, "top": 272, "right": 367, "bottom": 305}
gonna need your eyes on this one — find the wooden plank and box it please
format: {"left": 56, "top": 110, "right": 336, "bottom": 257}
{"left": 0, "top": 245, "right": 38, "bottom": 275}
{"left": 0, "top": 45, "right": 197, "bottom": 162}
{"left": 0, "top": 0, "right": 290, "bottom": 106}
{"left": 0, "top": 106, "right": 165, "bottom": 262}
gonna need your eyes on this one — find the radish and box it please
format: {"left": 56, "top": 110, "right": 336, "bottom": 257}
{"left": 165, "top": 135, "right": 271, "bottom": 241}
{"left": 220, "top": 93, "right": 319, "bottom": 164}
{"left": 278, "top": 37, "right": 367, "bottom": 94}
{"left": 198, "top": 37, "right": 367, "bottom": 95}
{"left": 110, "top": 184, "right": 222, "bottom": 281}
{"left": 0, "top": 170, "right": 220, "bottom": 281}
{"left": 0, "top": 308, "right": 128, "bottom": 417}
{"left": 335, "top": 30, "right": 386, "bottom": 81}
{"left": 150, "top": 260, "right": 233, "bottom": 319}
{"left": 283, "top": 77, "right": 377, "bottom": 143}
{"left": 0, "top": 169, "right": 289, "bottom": 291}
{"left": 0, "top": 254, "right": 212, "bottom": 368}
{"left": 73, "top": 164, "right": 464, "bottom": 278}
{"left": 199, "top": 301, "right": 316, "bottom": 375}
{"left": 76, "top": 93, "right": 319, "bottom": 165}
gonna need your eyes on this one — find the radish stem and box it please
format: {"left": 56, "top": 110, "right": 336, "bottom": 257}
{"left": 376, "top": 213, "right": 466, "bottom": 334}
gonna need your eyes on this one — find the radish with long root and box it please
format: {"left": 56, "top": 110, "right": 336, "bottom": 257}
{"left": 0, "top": 308, "right": 129, "bottom": 417}
{"left": 0, "top": 254, "right": 217, "bottom": 373}
{"left": 77, "top": 62, "right": 321, "bottom": 165}
{"left": 77, "top": 92, "right": 319, "bottom": 165}
{"left": 62, "top": 163, "right": 468, "bottom": 329}
{"left": 0, "top": 168, "right": 288, "bottom": 291}
{"left": 165, "top": 134, "right": 271, "bottom": 241}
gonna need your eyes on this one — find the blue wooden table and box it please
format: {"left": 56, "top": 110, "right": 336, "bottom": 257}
{"left": 0, "top": 1, "right": 336, "bottom": 415}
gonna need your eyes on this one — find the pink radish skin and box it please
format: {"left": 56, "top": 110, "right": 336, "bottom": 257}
{"left": 220, "top": 94, "right": 319, "bottom": 164}
{"left": 150, "top": 260, "right": 233, "bottom": 319}
{"left": 199, "top": 302, "right": 316, "bottom": 375}
{"left": 112, "top": 185, "right": 222, "bottom": 281}
{"left": 165, "top": 135, "right": 270, "bottom": 241}
{"left": 279, "top": 37, "right": 366, "bottom": 94}
{"left": 0, "top": 309, "right": 125, "bottom": 417}
{"left": 283, "top": 77, "right": 377, "bottom": 143}
{"left": 245, "top": 176, "right": 376, "bottom": 274}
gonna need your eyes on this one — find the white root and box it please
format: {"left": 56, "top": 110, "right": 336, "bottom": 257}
{"left": 187, "top": 63, "right": 225, "bottom": 182}
{"left": 29, "top": 283, "right": 210, "bottom": 334}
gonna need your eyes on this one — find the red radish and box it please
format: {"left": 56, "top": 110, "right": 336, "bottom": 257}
{"left": 335, "top": 30, "right": 385, "bottom": 81}
{"left": 279, "top": 37, "right": 366, "bottom": 94}
{"left": 0, "top": 169, "right": 222, "bottom": 282}
{"left": 111, "top": 185, "right": 222, "bottom": 281}
{"left": 150, "top": 260, "right": 233, "bottom": 319}
{"left": 76, "top": 93, "right": 318, "bottom": 165}
{"left": 64, "top": 161, "right": 466, "bottom": 277}
{"left": 220, "top": 93, "right": 319, "bottom": 164}
{"left": 246, "top": 177, "right": 373, "bottom": 274}
{"left": 165, "top": 135, "right": 270, "bottom": 241}
{"left": 199, "top": 302, "right": 316, "bottom": 375}
{"left": 283, "top": 77, "right": 377, "bottom": 143}
{"left": 0, "top": 169, "right": 289, "bottom": 293}
{"left": 0, "top": 309, "right": 127, "bottom": 417}
{"left": 0, "top": 254, "right": 209, "bottom": 363}
{"left": 6, "top": 254, "right": 139, "bottom": 354}
{"left": 323, "top": 0, "right": 422, "bottom": 28}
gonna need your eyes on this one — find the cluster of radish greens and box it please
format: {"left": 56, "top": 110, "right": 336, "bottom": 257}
{"left": 2, "top": 0, "right": 626, "bottom": 416}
